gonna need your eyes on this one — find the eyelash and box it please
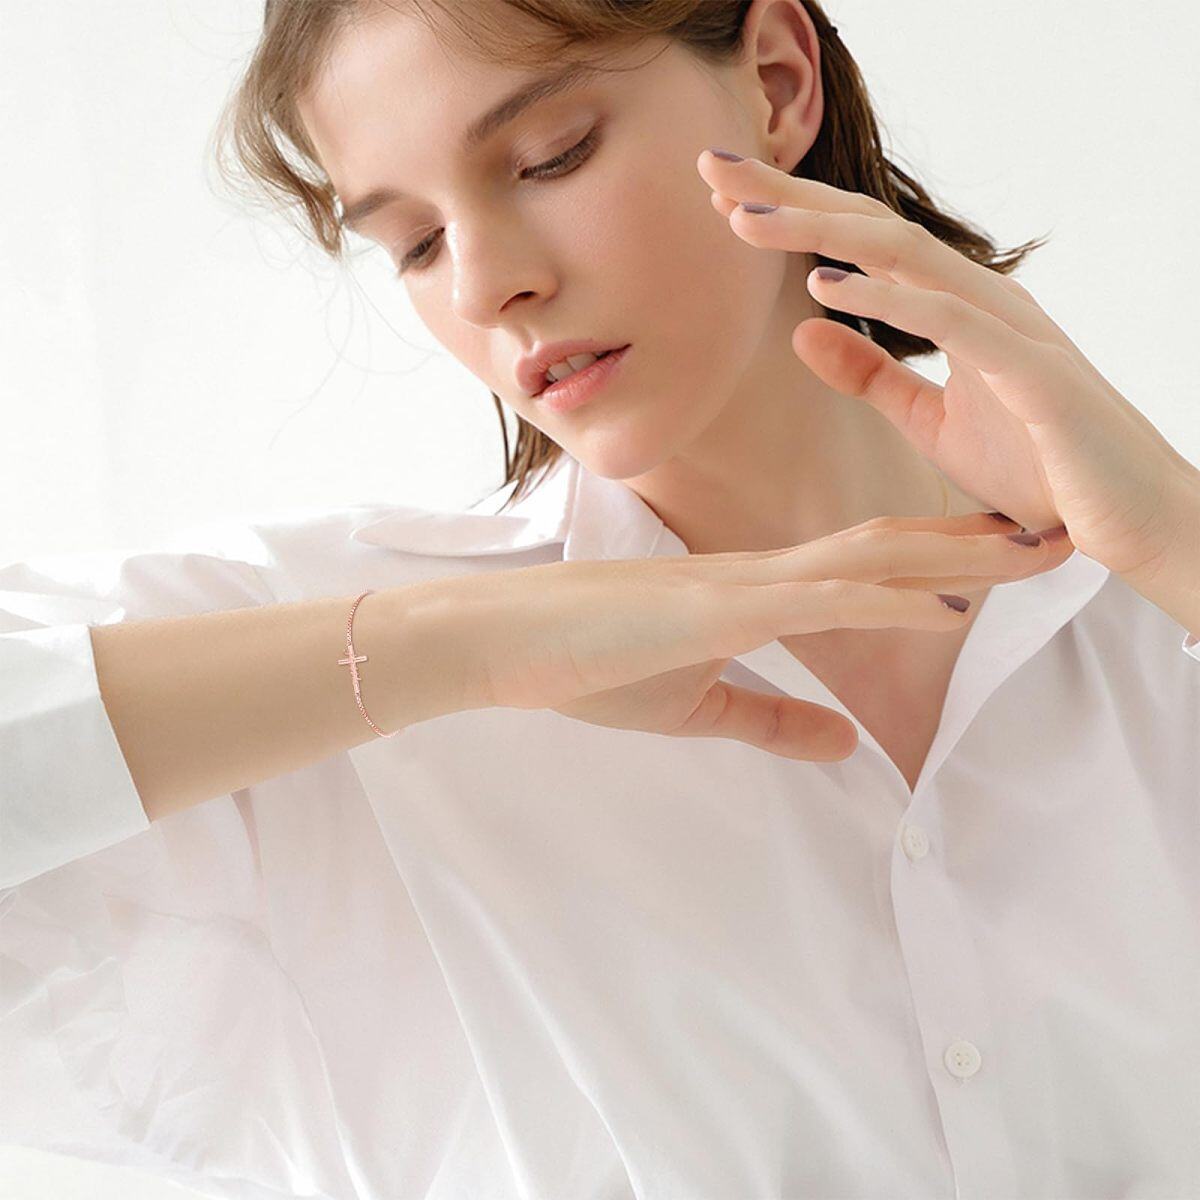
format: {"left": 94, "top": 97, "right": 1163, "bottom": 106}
{"left": 394, "top": 127, "right": 601, "bottom": 276}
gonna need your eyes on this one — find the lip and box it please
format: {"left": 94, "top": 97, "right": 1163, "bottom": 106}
{"left": 536, "top": 344, "right": 631, "bottom": 415}
{"left": 517, "top": 338, "right": 630, "bottom": 397}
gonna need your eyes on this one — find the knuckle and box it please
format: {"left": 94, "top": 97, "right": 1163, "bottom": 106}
{"left": 937, "top": 290, "right": 964, "bottom": 320}
{"left": 855, "top": 526, "right": 897, "bottom": 565}
{"left": 850, "top": 526, "right": 916, "bottom": 581}
{"left": 840, "top": 524, "right": 886, "bottom": 549}
{"left": 856, "top": 515, "right": 895, "bottom": 532}
{"left": 1043, "top": 341, "right": 1077, "bottom": 374}
{"left": 881, "top": 232, "right": 904, "bottom": 274}
{"left": 999, "top": 273, "right": 1038, "bottom": 304}
{"left": 925, "top": 294, "right": 959, "bottom": 344}
{"left": 763, "top": 695, "right": 785, "bottom": 748}
{"left": 901, "top": 217, "right": 928, "bottom": 251}
{"left": 858, "top": 525, "right": 893, "bottom": 544}
{"left": 858, "top": 349, "right": 889, "bottom": 393}
{"left": 679, "top": 682, "right": 728, "bottom": 738}
{"left": 813, "top": 577, "right": 854, "bottom": 607}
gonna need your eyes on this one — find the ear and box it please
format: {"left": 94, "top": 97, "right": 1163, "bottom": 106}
{"left": 738, "top": 0, "right": 826, "bottom": 173}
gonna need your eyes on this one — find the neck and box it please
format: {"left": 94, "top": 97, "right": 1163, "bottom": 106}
{"left": 622, "top": 346, "right": 975, "bottom": 558}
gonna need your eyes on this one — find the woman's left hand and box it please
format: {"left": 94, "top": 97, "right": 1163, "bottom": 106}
{"left": 697, "top": 148, "right": 1200, "bottom": 590}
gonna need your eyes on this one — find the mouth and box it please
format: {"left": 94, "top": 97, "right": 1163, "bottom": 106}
{"left": 535, "top": 344, "right": 632, "bottom": 415}
{"left": 534, "top": 345, "right": 626, "bottom": 396}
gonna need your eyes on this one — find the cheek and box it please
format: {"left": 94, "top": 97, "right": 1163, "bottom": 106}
{"left": 572, "top": 155, "right": 784, "bottom": 388}
{"left": 411, "top": 145, "right": 782, "bottom": 414}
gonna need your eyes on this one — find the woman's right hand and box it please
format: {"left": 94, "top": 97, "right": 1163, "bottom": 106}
{"left": 447, "top": 510, "right": 1072, "bottom": 761}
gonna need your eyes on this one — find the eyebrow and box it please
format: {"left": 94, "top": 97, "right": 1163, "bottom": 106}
{"left": 337, "top": 61, "right": 602, "bottom": 234}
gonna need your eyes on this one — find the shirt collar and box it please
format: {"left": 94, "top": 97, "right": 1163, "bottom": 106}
{"left": 349, "top": 453, "right": 1109, "bottom": 600}
{"left": 348, "top": 452, "right": 680, "bottom": 562}
{"left": 348, "top": 453, "right": 578, "bottom": 558}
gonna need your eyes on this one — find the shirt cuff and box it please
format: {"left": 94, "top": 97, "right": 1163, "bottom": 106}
{"left": 1, "top": 622, "right": 150, "bottom": 889}
{"left": 1183, "top": 630, "right": 1200, "bottom": 663}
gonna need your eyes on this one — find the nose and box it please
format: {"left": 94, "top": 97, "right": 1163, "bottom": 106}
{"left": 447, "top": 215, "right": 556, "bottom": 327}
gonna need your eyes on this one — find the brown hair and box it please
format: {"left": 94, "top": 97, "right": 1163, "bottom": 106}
{"left": 213, "top": 0, "right": 1048, "bottom": 513}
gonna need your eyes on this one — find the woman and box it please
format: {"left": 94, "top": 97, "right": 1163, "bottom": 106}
{"left": 2, "top": 1, "right": 1198, "bottom": 1197}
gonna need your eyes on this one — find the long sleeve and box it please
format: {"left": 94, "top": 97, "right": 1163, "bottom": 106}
{"left": 0, "top": 541, "right": 276, "bottom": 889}
{"left": 0, "top": 526, "right": 364, "bottom": 1199}
{"left": 2, "top": 621, "right": 151, "bottom": 888}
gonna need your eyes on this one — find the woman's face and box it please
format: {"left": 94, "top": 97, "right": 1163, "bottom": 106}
{"left": 297, "top": 2, "right": 793, "bottom": 481}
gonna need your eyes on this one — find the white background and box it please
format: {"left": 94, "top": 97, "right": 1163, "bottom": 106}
{"left": 1, "top": 0, "right": 1197, "bottom": 1196}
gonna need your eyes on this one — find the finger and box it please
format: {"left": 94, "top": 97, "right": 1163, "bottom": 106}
{"left": 792, "top": 526, "right": 1073, "bottom": 586}
{"left": 796, "top": 267, "right": 1083, "bottom": 429}
{"left": 887, "top": 520, "right": 1075, "bottom": 588}
{"left": 688, "top": 523, "right": 1072, "bottom": 587}
{"left": 698, "top": 149, "right": 1056, "bottom": 341}
{"left": 697, "top": 148, "right": 901, "bottom": 220}
{"left": 703, "top": 578, "right": 973, "bottom": 677}
{"left": 788, "top": 316, "right": 950, "bottom": 461}
{"left": 881, "top": 568, "right": 1058, "bottom": 592}
{"left": 792, "top": 312, "right": 1076, "bottom": 460}
{"left": 668, "top": 682, "right": 858, "bottom": 762}
{"left": 684, "top": 510, "right": 1023, "bottom": 569}
{"left": 863, "top": 510, "right": 1025, "bottom": 534}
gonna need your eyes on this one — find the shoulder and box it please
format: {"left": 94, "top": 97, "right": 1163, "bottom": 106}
{"left": 0, "top": 456, "right": 578, "bottom": 631}
{"left": 205, "top": 456, "right": 579, "bottom": 605}
{"left": 1072, "top": 564, "right": 1200, "bottom": 699}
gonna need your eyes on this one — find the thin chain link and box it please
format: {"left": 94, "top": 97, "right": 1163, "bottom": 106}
{"left": 337, "top": 590, "right": 400, "bottom": 739}
{"left": 338, "top": 463, "right": 945, "bottom": 740}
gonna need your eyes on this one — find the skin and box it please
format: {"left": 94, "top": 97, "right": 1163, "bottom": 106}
{"left": 297, "top": 0, "right": 1200, "bottom": 781}
{"left": 296, "top": 0, "right": 986, "bottom": 557}
{"left": 297, "top": 0, "right": 1010, "bottom": 784}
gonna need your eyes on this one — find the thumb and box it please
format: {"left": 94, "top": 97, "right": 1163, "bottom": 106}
{"left": 668, "top": 680, "right": 859, "bottom": 762}
{"left": 793, "top": 316, "right": 944, "bottom": 462}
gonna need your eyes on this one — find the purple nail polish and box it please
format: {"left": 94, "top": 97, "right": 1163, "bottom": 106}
{"left": 938, "top": 594, "right": 971, "bottom": 612}
{"left": 740, "top": 202, "right": 777, "bottom": 214}
{"left": 815, "top": 267, "right": 849, "bottom": 282}
{"left": 1007, "top": 532, "right": 1044, "bottom": 547}
{"left": 709, "top": 148, "right": 744, "bottom": 161}
{"left": 1032, "top": 524, "right": 1070, "bottom": 541}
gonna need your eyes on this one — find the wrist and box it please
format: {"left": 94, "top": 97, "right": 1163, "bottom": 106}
{"left": 356, "top": 579, "right": 494, "bottom": 733}
{"left": 1119, "top": 460, "right": 1200, "bottom": 638}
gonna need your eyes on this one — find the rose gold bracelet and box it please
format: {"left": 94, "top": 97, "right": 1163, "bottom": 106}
{"left": 337, "top": 590, "right": 400, "bottom": 738}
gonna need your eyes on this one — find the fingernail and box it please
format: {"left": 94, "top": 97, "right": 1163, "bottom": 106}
{"left": 938, "top": 594, "right": 971, "bottom": 612}
{"left": 740, "top": 201, "right": 778, "bottom": 214}
{"left": 1033, "top": 524, "right": 1070, "bottom": 541}
{"left": 708, "top": 148, "right": 744, "bottom": 161}
{"left": 1007, "top": 532, "right": 1044, "bottom": 547}
{"left": 814, "top": 266, "right": 849, "bottom": 282}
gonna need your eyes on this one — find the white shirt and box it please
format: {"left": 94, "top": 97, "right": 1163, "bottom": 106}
{"left": 2, "top": 451, "right": 1199, "bottom": 1200}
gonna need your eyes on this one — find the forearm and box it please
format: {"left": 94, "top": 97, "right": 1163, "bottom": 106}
{"left": 89, "top": 579, "right": 482, "bottom": 823}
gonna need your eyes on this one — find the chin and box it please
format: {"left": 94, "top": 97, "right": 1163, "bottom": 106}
{"left": 571, "top": 437, "right": 664, "bottom": 484}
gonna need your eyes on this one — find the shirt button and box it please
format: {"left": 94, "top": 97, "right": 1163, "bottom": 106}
{"left": 944, "top": 1039, "right": 982, "bottom": 1079}
{"left": 901, "top": 823, "right": 929, "bottom": 860}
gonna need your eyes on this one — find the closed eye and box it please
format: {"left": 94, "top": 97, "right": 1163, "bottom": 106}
{"left": 394, "top": 125, "right": 602, "bottom": 276}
